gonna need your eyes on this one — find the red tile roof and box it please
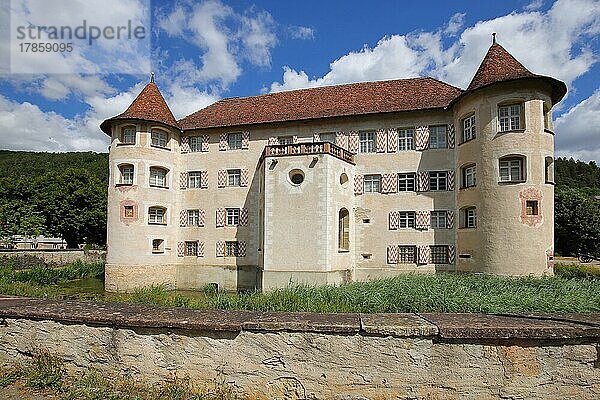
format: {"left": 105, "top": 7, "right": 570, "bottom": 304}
{"left": 178, "top": 77, "right": 463, "bottom": 131}
{"left": 100, "top": 82, "right": 179, "bottom": 134}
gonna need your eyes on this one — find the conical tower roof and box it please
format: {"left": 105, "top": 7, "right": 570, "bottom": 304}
{"left": 100, "top": 77, "right": 179, "bottom": 134}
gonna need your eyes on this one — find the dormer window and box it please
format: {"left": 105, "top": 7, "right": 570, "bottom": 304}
{"left": 151, "top": 129, "right": 169, "bottom": 148}
{"left": 121, "top": 126, "right": 136, "bottom": 144}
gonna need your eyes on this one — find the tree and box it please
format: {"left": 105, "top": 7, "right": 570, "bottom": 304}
{"left": 0, "top": 200, "right": 46, "bottom": 244}
{"left": 555, "top": 187, "right": 600, "bottom": 256}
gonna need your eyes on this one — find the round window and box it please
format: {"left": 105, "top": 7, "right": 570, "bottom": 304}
{"left": 289, "top": 169, "right": 305, "bottom": 185}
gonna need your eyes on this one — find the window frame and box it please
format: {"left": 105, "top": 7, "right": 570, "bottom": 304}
{"left": 359, "top": 131, "right": 375, "bottom": 153}
{"left": 462, "top": 114, "right": 476, "bottom": 143}
{"left": 123, "top": 205, "right": 134, "bottom": 218}
{"left": 149, "top": 167, "right": 168, "bottom": 188}
{"left": 187, "top": 209, "right": 200, "bottom": 226}
{"left": 118, "top": 164, "right": 134, "bottom": 185}
{"left": 148, "top": 207, "right": 166, "bottom": 225}
{"left": 397, "top": 128, "right": 415, "bottom": 151}
{"left": 465, "top": 207, "right": 477, "bottom": 228}
{"left": 499, "top": 157, "right": 524, "bottom": 183}
{"left": 278, "top": 136, "right": 294, "bottom": 145}
{"left": 429, "top": 171, "right": 448, "bottom": 191}
{"left": 398, "top": 211, "right": 416, "bottom": 229}
{"left": 185, "top": 241, "right": 198, "bottom": 256}
{"left": 398, "top": 173, "right": 416, "bottom": 192}
{"left": 226, "top": 208, "right": 240, "bottom": 226}
{"left": 227, "top": 132, "right": 243, "bottom": 150}
{"left": 225, "top": 241, "right": 239, "bottom": 257}
{"left": 526, "top": 200, "right": 539, "bottom": 216}
{"left": 430, "top": 210, "right": 447, "bottom": 229}
{"left": 227, "top": 169, "right": 242, "bottom": 187}
{"left": 152, "top": 239, "right": 164, "bottom": 253}
{"left": 398, "top": 245, "right": 416, "bottom": 263}
{"left": 430, "top": 245, "right": 449, "bottom": 264}
{"left": 189, "top": 136, "right": 202, "bottom": 152}
{"left": 498, "top": 103, "right": 522, "bottom": 132}
{"left": 338, "top": 208, "right": 350, "bottom": 251}
{"left": 188, "top": 171, "right": 202, "bottom": 188}
{"left": 120, "top": 126, "right": 136, "bottom": 145}
{"left": 462, "top": 164, "right": 476, "bottom": 188}
{"left": 429, "top": 125, "right": 447, "bottom": 149}
{"left": 319, "top": 133, "right": 336, "bottom": 143}
{"left": 151, "top": 129, "right": 169, "bottom": 149}
{"left": 363, "top": 174, "right": 381, "bottom": 193}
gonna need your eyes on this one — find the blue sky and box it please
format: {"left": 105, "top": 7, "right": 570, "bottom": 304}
{"left": 0, "top": 0, "right": 599, "bottom": 161}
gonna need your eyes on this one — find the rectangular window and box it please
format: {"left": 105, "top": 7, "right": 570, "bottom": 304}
{"left": 188, "top": 171, "right": 202, "bottom": 188}
{"left": 359, "top": 131, "right": 375, "bottom": 153}
{"left": 228, "top": 133, "right": 242, "bottom": 149}
{"left": 431, "top": 211, "right": 447, "bottom": 229}
{"left": 429, "top": 126, "right": 447, "bottom": 149}
{"left": 152, "top": 239, "right": 164, "bottom": 253}
{"left": 151, "top": 130, "right": 168, "bottom": 148}
{"left": 429, "top": 171, "right": 448, "bottom": 191}
{"left": 431, "top": 245, "right": 449, "bottom": 264}
{"left": 499, "top": 104, "right": 521, "bottom": 131}
{"left": 187, "top": 209, "right": 200, "bottom": 226}
{"left": 399, "top": 246, "right": 416, "bottom": 263}
{"left": 120, "top": 165, "right": 134, "bottom": 185}
{"left": 228, "top": 169, "right": 241, "bottom": 187}
{"left": 466, "top": 208, "right": 477, "bottom": 228}
{"left": 398, "top": 128, "right": 415, "bottom": 151}
{"left": 364, "top": 174, "right": 381, "bottom": 193}
{"left": 149, "top": 168, "right": 167, "bottom": 187}
{"left": 225, "top": 241, "right": 239, "bottom": 257}
{"left": 398, "top": 211, "right": 416, "bottom": 228}
{"left": 463, "top": 165, "right": 476, "bottom": 188}
{"left": 398, "top": 173, "right": 416, "bottom": 192}
{"left": 499, "top": 158, "right": 523, "bottom": 182}
{"left": 124, "top": 205, "right": 134, "bottom": 218}
{"left": 149, "top": 207, "right": 165, "bottom": 224}
{"left": 226, "top": 208, "right": 240, "bottom": 226}
{"left": 278, "top": 136, "right": 294, "bottom": 145}
{"left": 189, "top": 136, "right": 202, "bottom": 152}
{"left": 122, "top": 127, "right": 136, "bottom": 144}
{"left": 320, "top": 133, "right": 335, "bottom": 143}
{"left": 185, "top": 241, "right": 198, "bottom": 256}
{"left": 462, "top": 114, "right": 476, "bottom": 142}
{"left": 526, "top": 200, "right": 539, "bottom": 215}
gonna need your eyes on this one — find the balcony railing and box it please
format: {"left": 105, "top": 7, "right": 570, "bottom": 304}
{"left": 262, "top": 142, "right": 355, "bottom": 164}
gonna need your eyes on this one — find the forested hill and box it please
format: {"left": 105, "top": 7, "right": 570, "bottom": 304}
{"left": 0, "top": 150, "right": 108, "bottom": 182}
{"left": 555, "top": 157, "right": 600, "bottom": 193}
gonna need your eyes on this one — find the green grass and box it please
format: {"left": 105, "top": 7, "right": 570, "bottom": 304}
{"left": 1, "top": 260, "right": 600, "bottom": 313}
{"left": 0, "top": 350, "right": 237, "bottom": 399}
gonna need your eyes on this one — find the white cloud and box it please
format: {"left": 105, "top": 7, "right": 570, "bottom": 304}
{"left": 270, "top": 0, "right": 600, "bottom": 92}
{"left": 525, "top": 0, "right": 545, "bottom": 11}
{"left": 288, "top": 26, "right": 315, "bottom": 40}
{"left": 239, "top": 9, "right": 277, "bottom": 67}
{"left": 40, "top": 75, "right": 114, "bottom": 101}
{"left": 555, "top": 89, "right": 600, "bottom": 163}
{"left": 164, "top": 83, "right": 219, "bottom": 120}
{"left": 444, "top": 13, "right": 466, "bottom": 36}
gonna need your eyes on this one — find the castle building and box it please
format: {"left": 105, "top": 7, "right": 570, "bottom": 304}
{"left": 100, "top": 38, "right": 566, "bottom": 292}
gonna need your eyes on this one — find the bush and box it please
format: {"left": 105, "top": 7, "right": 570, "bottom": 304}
{"left": 26, "top": 351, "right": 65, "bottom": 390}
{"left": 554, "top": 263, "right": 600, "bottom": 279}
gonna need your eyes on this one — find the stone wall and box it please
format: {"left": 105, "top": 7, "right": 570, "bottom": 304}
{"left": 0, "top": 297, "right": 599, "bottom": 399}
{"left": 0, "top": 250, "right": 105, "bottom": 267}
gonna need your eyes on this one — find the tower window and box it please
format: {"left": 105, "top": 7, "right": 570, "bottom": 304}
{"left": 498, "top": 104, "right": 522, "bottom": 131}
{"left": 429, "top": 126, "right": 447, "bottom": 149}
{"left": 545, "top": 157, "right": 554, "bottom": 183}
{"left": 359, "top": 131, "right": 375, "bottom": 153}
{"left": 228, "top": 133, "right": 242, "bottom": 149}
{"left": 149, "top": 167, "right": 168, "bottom": 188}
{"left": 118, "top": 164, "right": 134, "bottom": 185}
{"left": 124, "top": 205, "right": 134, "bottom": 218}
{"left": 461, "top": 207, "right": 477, "bottom": 228}
{"left": 462, "top": 114, "right": 476, "bottom": 143}
{"left": 151, "top": 129, "right": 169, "bottom": 148}
{"left": 121, "top": 126, "right": 136, "bottom": 144}
{"left": 338, "top": 208, "right": 349, "bottom": 251}
{"left": 499, "top": 157, "right": 524, "bottom": 182}
{"left": 187, "top": 209, "right": 201, "bottom": 226}
{"left": 225, "top": 241, "right": 240, "bottom": 257}
{"left": 461, "top": 164, "right": 476, "bottom": 188}
{"left": 526, "top": 200, "right": 539, "bottom": 216}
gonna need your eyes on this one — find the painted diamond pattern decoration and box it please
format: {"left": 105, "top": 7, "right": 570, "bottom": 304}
{"left": 217, "top": 170, "right": 227, "bottom": 188}
{"left": 240, "top": 168, "right": 249, "bottom": 187}
{"left": 417, "top": 245, "right": 431, "bottom": 265}
{"left": 381, "top": 173, "right": 397, "bottom": 194}
{"left": 238, "top": 241, "right": 247, "bottom": 257}
{"left": 376, "top": 129, "right": 387, "bottom": 152}
{"left": 177, "top": 242, "right": 185, "bottom": 257}
{"left": 199, "top": 209, "right": 206, "bottom": 226}
{"left": 389, "top": 211, "right": 399, "bottom": 230}
{"left": 197, "top": 241, "right": 205, "bottom": 257}
{"left": 348, "top": 131, "right": 359, "bottom": 153}
{"left": 240, "top": 208, "right": 249, "bottom": 226}
{"left": 219, "top": 133, "right": 227, "bottom": 151}
{"left": 216, "top": 208, "right": 226, "bottom": 227}
{"left": 181, "top": 135, "right": 190, "bottom": 153}
{"left": 448, "top": 245, "right": 456, "bottom": 264}
{"left": 415, "top": 210, "right": 431, "bottom": 230}
{"left": 415, "top": 126, "right": 430, "bottom": 150}
{"left": 201, "top": 135, "right": 210, "bottom": 152}
{"left": 387, "top": 245, "right": 399, "bottom": 264}
{"left": 335, "top": 132, "right": 347, "bottom": 149}
{"left": 216, "top": 241, "right": 225, "bottom": 257}
{"left": 417, "top": 171, "right": 430, "bottom": 192}
{"left": 447, "top": 124, "right": 455, "bottom": 149}
{"left": 241, "top": 131, "right": 250, "bottom": 149}
{"left": 448, "top": 170, "right": 455, "bottom": 191}
{"left": 200, "top": 171, "right": 208, "bottom": 188}
{"left": 387, "top": 128, "right": 398, "bottom": 152}
{"left": 179, "top": 210, "right": 188, "bottom": 227}
{"left": 354, "top": 174, "right": 364, "bottom": 195}
{"left": 179, "top": 172, "right": 188, "bottom": 190}
{"left": 313, "top": 132, "right": 320, "bottom": 142}
{"left": 268, "top": 136, "right": 279, "bottom": 145}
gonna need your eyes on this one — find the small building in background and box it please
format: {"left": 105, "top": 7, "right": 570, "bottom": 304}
{"left": 11, "top": 235, "right": 67, "bottom": 250}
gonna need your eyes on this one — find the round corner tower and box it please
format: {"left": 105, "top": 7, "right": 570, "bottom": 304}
{"left": 453, "top": 37, "right": 567, "bottom": 276}
{"left": 100, "top": 77, "right": 182, "bottom": 291}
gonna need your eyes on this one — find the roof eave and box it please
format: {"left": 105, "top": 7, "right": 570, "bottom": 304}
{"left": 100, "top": 117, "right": 181, "bottom": 136}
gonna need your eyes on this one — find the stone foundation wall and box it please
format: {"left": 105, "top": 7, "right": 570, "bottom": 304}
{"left": 0, "top": 298, "right": 599, "bottom": 399}
{"left": 0, "top": 250, "right": 105, "bottom": 267}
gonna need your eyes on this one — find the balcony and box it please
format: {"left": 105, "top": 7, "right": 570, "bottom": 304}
{"left": 262, "top": 142, "right": 355, "bottom": 165}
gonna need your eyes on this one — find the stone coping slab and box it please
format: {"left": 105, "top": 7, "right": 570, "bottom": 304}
{"left": 0, "top": 297, "right": 599, "bottom": 340}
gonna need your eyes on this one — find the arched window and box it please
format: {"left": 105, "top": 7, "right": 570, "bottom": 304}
{"left": 338, "top": 208, "right": 349, "bottom": 251}
{"left": 461, "top": 163, "right": 476, "bottom": 188}
{"left": 499, "top": 155, "right": 526, "bottom": 183}
{"left": 151, "top": 129, "right": 169, "bottom": 148}
{"left": 149, "top": 167, "right": 168, "bottom": 188}
{"left": 545, "top": 156, "right": 554, "bottom": 184}
{"left": 118, "top": 163, "right": 134, "bottom": 185}
{"left": 121, "top": 126, "right": 136, "bottom": 144}
{"left": 460, "top": 206, "right": 477, "bottom": 228}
